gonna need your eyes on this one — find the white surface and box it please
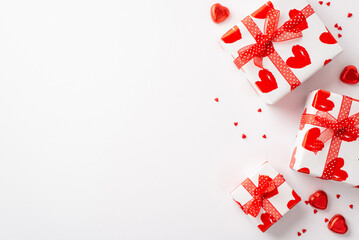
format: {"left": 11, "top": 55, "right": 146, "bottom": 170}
{"left": 0, "top": 0, "right": 358, "bottom": 239}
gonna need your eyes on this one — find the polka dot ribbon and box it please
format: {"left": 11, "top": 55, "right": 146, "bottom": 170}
{"left": 241, "top": 174, "right": 285, "bottom": 220}
{"left": 234, "top": 5, "right": 315, "bottom": 90}
{"left": 300, "top": 96, "right": 359, "bottom": 180}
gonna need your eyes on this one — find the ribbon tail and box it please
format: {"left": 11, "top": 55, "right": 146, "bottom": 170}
{"left": 264, "top": 8, "right": 280, "bottom": 35}
{"left": 253, "top": 56, "right": 264, "bottom": 69}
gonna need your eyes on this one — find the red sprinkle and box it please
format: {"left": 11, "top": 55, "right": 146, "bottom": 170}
{"left": 334, "top": 23, "right": 339, "bottom": 28}
{"left": 305, "top": 200, "right": 309, "bottom": 205}
{"left": 326, "top": 2, "right": 330, "bottom": 6}
{"left": 325, "top": 218, "right": 329, "bottom": 222}
{"left": 234, "top": 122, "right": 238, "bottom": 126}
{"left": 297, "top": 232, "right": 301, "bottom": 236}
{"left": 348, "top": 13, "right": 353, "bottom": 18}
{"left": 319, "top": 1, "right": 323, "bottom": 5}
{"left": 242, "top": 134, "right": 247, "bottom": 139}
{"left": 214, "top": 98, "right": 219, "bottom": 102}
{"left": 336, "top": 194, "right": 341, "bottom": 199}
{"left": 350, "top": 204, "right": 353, "bottom": 209}
{"left": 338, "top": 34, "right": 342, "bottom": 38}
{"left": 314, "top": 209, "right": 318, "bottom": 214}
{"left": 302, "top": 229, "right": 307, "bottom": 233}
{"left": 262, "top": 134, "right": 267, "bottom": 139}
{"left": 338, "top": 26, "right": 342, "bottom": 30}
{"left": 257, "top": 108, "right": 262, "bottom": 112}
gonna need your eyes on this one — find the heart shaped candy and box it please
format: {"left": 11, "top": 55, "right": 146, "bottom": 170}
{"left": 328, "top": 214, "right": 348, "bottom": 234}
{"left": 340, "top": 65, "right": 359, "bottom": 84}
{"left": 308, "top": 190, "right": 328, "bottom": 210}
{"left": 211, "top": 4, "right": 229, "bottom": 24}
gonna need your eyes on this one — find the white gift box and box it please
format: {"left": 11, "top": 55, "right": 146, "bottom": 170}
{"left": 231, "top": 162, "right": 301, "bottom": 232}
{"left": 220, "top": 0, "right": 343, "bottom": 104}
{"left": 290, "top": 90, "right": 359, "bottom": 187}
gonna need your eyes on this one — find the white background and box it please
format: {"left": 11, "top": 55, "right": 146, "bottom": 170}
{"left": 0, "top": 0, "right": 358, "bottom": 239}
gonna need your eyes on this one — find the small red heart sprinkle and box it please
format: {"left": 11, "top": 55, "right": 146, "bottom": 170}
{"left": 319, "top": 1, "right": 323, "bottom": 5}
{"left": 305, "top": 200, "right": 309, "bottom": 205}
{"left": 297, "top": 232, "right": 301, "bottom": 236}
{"left": 338, "top": 26, "right": 342, "bottom": 30}
{"left": 262, "top": 134, "right": 267, "bottom": 139}
{"left": 242, "top": 134, "right": 246, "bottom": 139}
{"left": 336, "top": 194, "right": 340, "bottom": 199}
{"left": 210, "top": 3, "right": 230, "bottom": 23}
{"left": 258, "top": 108, "right": 262, "bottom": 112}
{"left": 234, "top": 122, "right": 238, "bottom": 126}
{"left": 302, "top": 229, "right": 307, "bottom": 233}
{"left": 334, "top": 23, "right": 338, "bottom": 28}
{"left": 338, "top": 34, "right": 342, "bottom": 38}
{"left": 325, "top": 218, "right": 329, "bottom": 222}
{"left": 349, "top": 204, "right": 353, "bottom": 209}
{"left": 314, "top": 209, "right": 318, "bottom": 214}
{"left": 326, "top": 2, "right": 330, "bottom": 6}
{"left": 348, "top": 13, "right": 353, "bottom": 18}
{"left": 214, "top": 98, "right": 219, "bottom": 102}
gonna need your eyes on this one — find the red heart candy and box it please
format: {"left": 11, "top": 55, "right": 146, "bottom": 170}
{"left": 312, "top": 90, "right": 335, "bottom": 112}
{"left": 251, "top": 1, "right": 274, "bottom": 19}
{"left": 329, "top": 158, "right": 348, "bottom": 182}
{"left": 302, "top": 128, "right": 324, "bottom": 153}
{"left": 319, "top": 28, "right": 337, "bottom": 44}
{"left": 210, "top": 3, "right": 230, "bottom": 24}
{"left": 286, "top": 45, "right": 311, "bottom": 69}
{"left": 287, "top": 190, "right": 301, "bottom": 209}
{"left": 256, "top": 69, "right": 278, "bottom": 93}
{"left": 328, "top": 214, "right": 348, "bottom": 234}
{"left": 309, "top": 190, "right": 328, "bottom": 210}
{"left": 340, "top": 65, "right": 359, "bottom": 84}
{"left": 289, "top": 9, "right": 308, "bottom": 31}
{"left": 257, "top": 212, "right": 277, "bottom": 232}
{"left": 221, "top": 26, "right": 242, "bottom": 44}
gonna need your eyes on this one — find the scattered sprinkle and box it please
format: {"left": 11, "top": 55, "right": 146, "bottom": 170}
{"left": 262, "top": 134, "right": 267, "bottom": 139}
{"left": 325, "top": 218, "right": 329, "bottom": 222}
{"left": 302, "top": 229, "right": 307, "bottom": 233}
{"left": 350, "top": 204, "right": 353, "bottom": 209}
{"left": 214, "top": 98, "right": 219, "bottom": 102}
{"left": 338, "top": 34, "right": 342, "bottom": 38}
{"left": 314, "top": 209, "right": 318, "bottom": 214}
{"left": 334, "top": 23, "right": 339, "bottom": 28}
{"left": 319, "top": 1, "right": 323, "bottom": 5}
{"left": 258, "top": 108, "right": 262, "bottom": 112}
{"left": 297, "top": 232, "right": 301, "bottom": 236}
{"left": 326, "top": 2, "right": 330, "bottom": 6}
{"left": 305, "top": 200, "right": 309, "bottom": 205}
{"left": 336, "top": 194, "right": 341, "bottom": 199}
{"left": 234, "top": 122, "right": 238, "bottom": 126}
{"left": 242, "top": 134, "right": 247, "bottom": 139}
{"left": 348, "top": 13, "right": 353, "bottom": 18}
{"left": 338, "top": 26, "right": 342, "bottom": 30}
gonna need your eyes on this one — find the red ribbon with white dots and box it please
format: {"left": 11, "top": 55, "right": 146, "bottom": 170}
{"left": 300, "top": 96, "right": 359, "bottom": 180}
{"left": 241, "top": 174, "right": 285, "bottom": 220}
{"left": 234, "top": 5, "right": 314, "bottom": 90}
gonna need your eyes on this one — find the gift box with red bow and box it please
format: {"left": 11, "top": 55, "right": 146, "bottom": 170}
{"left": 290, "top": 90, "right": 359, "bottom": 187}
{"left": 220, "top": 0, "right": 343, "bottom": 104}
{"left": 231, "top": 162, "right": 301, "bottom": 232}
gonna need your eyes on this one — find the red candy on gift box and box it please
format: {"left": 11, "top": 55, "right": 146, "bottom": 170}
{"left": 290, "top": 90, "right": 359, "bottom": 187}
{"left": 231, "top": 162, "right": 301, "bottom": 232}
{"left": 220, "top": 0, "right": 342, "bottom": 104}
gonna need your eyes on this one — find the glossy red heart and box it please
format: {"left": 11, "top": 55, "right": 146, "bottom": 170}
{"left": 328, "top": 214, "right": 348, "bottom": 234}
{"left": 286, "top": 45, "right": 311, "bottom": 69}
{"left": 221, "top": 26, "right": 242, "bottom": 43}
{"left": 319, "top": 28, "right": 338, "bottom": 44}
{"left": 289, "top": 9, "right": 308, "bottom": 31}
{"left": 289, "top": 147, "right": 297, "bottom": 169}
{"left": 211, "top": 3, "right": 230, "bottom": 24}
{"left": 257, "top": 212, "right": 277, "bottom": 232}
{"left": 256, "top": 69, "right": 278, "bottom": 93}
{"left": 287, "top": 190, "right": 301, "bottom": 209}
{"left": 308, "top": 190, "right": 328, "bottom": 210}
{"left": 312, "top": 90, "right": 335, "bottom": 112}
{"left": 329, "top": 158, "right": 348, "bottom": 182}
{"left": 340, "top": 65, "right": 359, "bottom": 84}
{"left": 251, "top": 1, "right": 274, "bottom": 19}
{"left": 302, "top": 128, "right": 324, "bottom": 153}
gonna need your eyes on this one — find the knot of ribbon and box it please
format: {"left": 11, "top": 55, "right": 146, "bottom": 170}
{"left": 234, "top": 8, "right": 306, "bottom": 70}
{"left": 243, "top": 175, "right": 280, "bottom": 218}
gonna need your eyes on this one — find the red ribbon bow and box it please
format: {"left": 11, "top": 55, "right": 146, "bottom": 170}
{"left": 242, "top": 175, "right": 283, "bottom": 218}
{"left": 234, "top": 8, "right": 306, "bottom": 70}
